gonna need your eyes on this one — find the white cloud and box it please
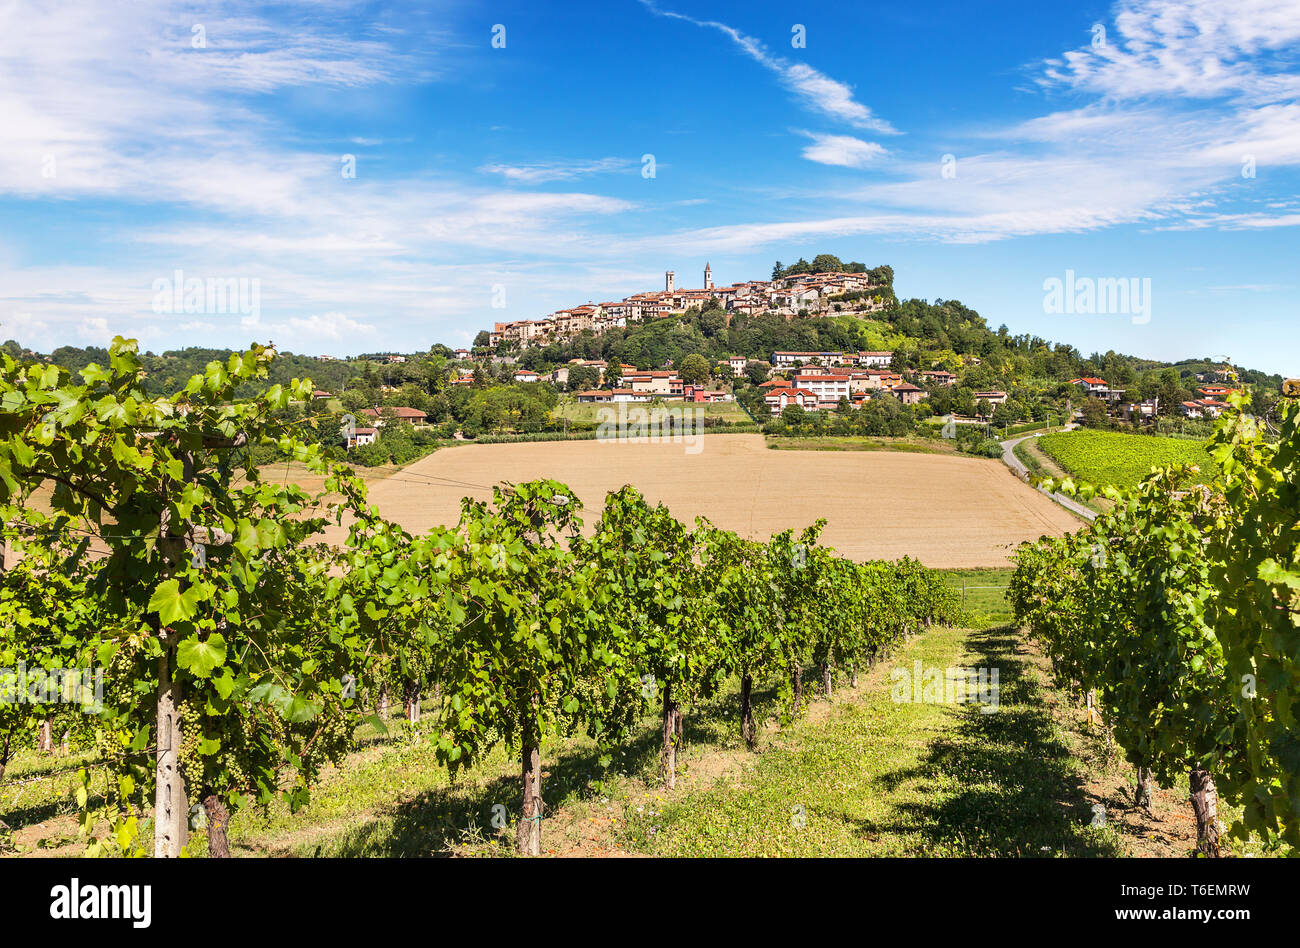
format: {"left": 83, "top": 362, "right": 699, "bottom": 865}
{"left": 1040, "top": 0, "right": 1300, "bottom": 102}
{"left": 797, "top": 132, "right": 887, "bottom": 168}
{"left": 280, "top": 311, "right": 375, "bottom": 341}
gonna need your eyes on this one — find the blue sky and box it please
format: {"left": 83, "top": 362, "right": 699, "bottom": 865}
{"left": 1, "top": 0, "right": 1297, "bottom": 374}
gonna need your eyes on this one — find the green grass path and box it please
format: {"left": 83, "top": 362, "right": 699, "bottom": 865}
{"left": 621, "top": 624, "right": 1121, "bottom": 856}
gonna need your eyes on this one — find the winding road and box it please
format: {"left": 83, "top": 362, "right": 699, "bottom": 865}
{"left": 999, "top": 428, "right": 1096, "bottom": 523}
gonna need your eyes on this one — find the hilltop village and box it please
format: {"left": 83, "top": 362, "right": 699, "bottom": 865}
{"left": 487, "top": 263, "right": 892, "bottom": 348}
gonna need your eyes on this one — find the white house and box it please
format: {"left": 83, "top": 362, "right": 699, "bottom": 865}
{"left": 793, "top": 373, "right": 851, "bottom": 405}
{"left": 344, "top": 426, "right": 379, "bottom": 449}
{"left": 857, "top": 351, "right": 894, "bottom": 368}
{"left": 773, "top": 351, "right": 843, "bottom": 369}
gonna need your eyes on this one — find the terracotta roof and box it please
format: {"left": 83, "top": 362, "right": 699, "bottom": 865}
{"left": 361, "top": 406, "right": 427, "bottom": 419}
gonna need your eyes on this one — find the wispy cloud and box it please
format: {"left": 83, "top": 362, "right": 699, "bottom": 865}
{"left": 639, "top": 1, "right": 896, "bottom": 134}
{"left": 478, "top": 157, "right": 635, "bottom": 183}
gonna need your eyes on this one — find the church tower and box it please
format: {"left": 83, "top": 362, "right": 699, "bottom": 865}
{"left": 704, "top": 262, "right": 713, "bottom": 290}
{"left": 665, "top": 270, "right": 675, "bottom": 293}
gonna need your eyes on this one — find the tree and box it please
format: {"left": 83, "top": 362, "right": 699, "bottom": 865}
{"left": 1080, "top": 396, "right": 1108, "bottom": 428}
{"left": 566, "top": 364, "right": 600, "bottom": 392}
{"left": 678, "top": 353, "right": 711, "bottom": 387}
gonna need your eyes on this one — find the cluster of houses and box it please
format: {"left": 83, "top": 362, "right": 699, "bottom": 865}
{"left": 487, "top": 265, "right": 888, "bottom": 348}
{"left": 754, "top": 350, "right": 982, "bottom": 416}
{"left": 1181, "top": 384, "right": 1237, "bottom": 418}
{"left": 570, "top": 362, "right": 733, "bottom": 405}
{"left": 1069, "top": 376, "right": 1238, "bottom": 420}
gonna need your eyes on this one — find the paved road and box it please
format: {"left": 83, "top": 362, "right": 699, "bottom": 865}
{"left": 999, "top": 428, "right": 1096, "bottom": 522}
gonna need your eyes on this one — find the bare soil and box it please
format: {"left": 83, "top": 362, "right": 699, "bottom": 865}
{"left": 326, "top": 435, "right": 1080, "bottom": 567}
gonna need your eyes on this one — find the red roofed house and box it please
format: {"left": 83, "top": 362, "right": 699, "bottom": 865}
{"left": 891, "top": 383, "right": 928, "bottom": 405}
{"left": 764, "top": 388, "right": 819, "bottom": 416}
{"left": 623, "top": 371, "right": 678, "bottom": 395}
{"left": 1070, "top": 377, "right": 1113, "bottom": 396}
{"left": 683, "top": 385, "right": 732, "bottom": 403}
{"left": 1182, "top": 399, "right": 1229, "bottom": 419}
{"left": 343, "top": 426, "right": 379, "bottom": 449}
{"left": 360, "top": 406, "right": 429, "bottom": 427}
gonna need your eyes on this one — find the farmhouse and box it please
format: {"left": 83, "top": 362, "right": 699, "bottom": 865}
{"left": 360, "top": 406, "right": 429, "bottom": 427}
{"left": 891, "top": 383, "right": 928, "bottom": 405}
{"left": 344, "top": 426, "right": 379, "bottom": 448}
{"left": 513, "top": 369, "right": 540, "bottom": 383}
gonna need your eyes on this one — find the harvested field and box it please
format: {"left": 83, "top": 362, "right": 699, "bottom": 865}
{"left": 327, "top": 434, "right": 1081, "bottom": 568}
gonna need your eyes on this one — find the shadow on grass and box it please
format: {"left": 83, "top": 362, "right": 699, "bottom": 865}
{"left": 856, "top": 625, "right": 1120, "bottom": 857}
{"left": 298, "top": 677, "right": 781, "bottom": 857}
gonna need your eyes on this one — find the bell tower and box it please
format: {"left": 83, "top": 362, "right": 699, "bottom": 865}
{"left": 704, "top": 262, "right": 713, "bottom": 290}
{"left": 665, "top": 270, "right": 675, "bottom": 293}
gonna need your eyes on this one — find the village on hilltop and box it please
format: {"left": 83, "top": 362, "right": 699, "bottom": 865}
{"left": 487, "top": 264, "right": 890, "bottom": 348}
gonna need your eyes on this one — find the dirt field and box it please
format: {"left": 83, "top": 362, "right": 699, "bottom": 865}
{"left": 328, "top": 434, "right": 1081, "bottom": 568}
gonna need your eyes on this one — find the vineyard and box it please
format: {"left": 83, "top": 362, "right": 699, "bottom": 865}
{"left": 0, "top": 340, "right": 957, "bottom": 857}
{"left": 1012, "top": 397, "right": 1300, "bottom": 854}
{"left": 1036, "top": 429, "right": 1213, "bottom": 490}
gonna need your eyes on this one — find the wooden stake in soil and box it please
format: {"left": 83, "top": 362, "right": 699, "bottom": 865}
{"left": 1189, "top": 768, "right": 1221, "bottom": 857}
{"left": 517, "top": 738, "right": 543, "bottom": 856}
